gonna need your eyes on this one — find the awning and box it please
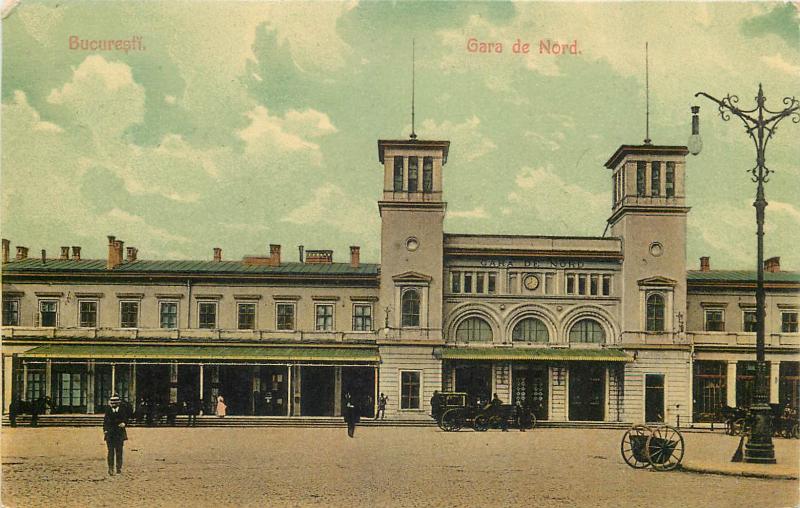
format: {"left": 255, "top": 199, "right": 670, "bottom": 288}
{"left": 19, "top": 344, "right": 380, "bottom": 363}
{"left": 437, "top": 347, "right": 632, "bottom": 362}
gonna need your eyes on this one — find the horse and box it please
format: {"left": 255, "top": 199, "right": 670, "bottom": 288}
{"left": 9, "top": 396, "right": 53, "bottom": 427}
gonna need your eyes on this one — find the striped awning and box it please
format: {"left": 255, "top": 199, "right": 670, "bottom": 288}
{"left": 19, "top": 344, "right": 380, "bottom": 362}
{"left": 437, "top": 347, "right": 632, "bottom": 362}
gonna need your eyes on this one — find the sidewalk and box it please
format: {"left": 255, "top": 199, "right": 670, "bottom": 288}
{"left": 680, "top": 432, "right": 799, "bottom": 479}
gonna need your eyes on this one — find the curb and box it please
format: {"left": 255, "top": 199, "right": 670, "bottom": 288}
{"left": 680, "top": 461, "right": 799, "bottom": 480}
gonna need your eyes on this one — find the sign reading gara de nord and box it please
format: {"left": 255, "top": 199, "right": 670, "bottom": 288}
{"left": 480, "top": 258, "right": 586, "bottom": 269}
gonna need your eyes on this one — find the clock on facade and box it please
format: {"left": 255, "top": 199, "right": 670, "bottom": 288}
{"left": 523, "top": 274, "right": 540, "bottom": 291}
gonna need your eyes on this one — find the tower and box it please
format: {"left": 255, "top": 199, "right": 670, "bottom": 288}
{"left": 377, "top": 138, "right": 449, "bottom": 339}
{"left": 605, "top": 144, "right": 690, "bottom": 342}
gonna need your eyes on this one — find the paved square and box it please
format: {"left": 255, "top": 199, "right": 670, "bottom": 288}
{"left": 2, "top": 426, "right": 798, "bottom": 507}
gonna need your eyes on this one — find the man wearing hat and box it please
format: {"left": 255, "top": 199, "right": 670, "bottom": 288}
{"left": 103, "top": 394, "right": 129, "bottom": 476}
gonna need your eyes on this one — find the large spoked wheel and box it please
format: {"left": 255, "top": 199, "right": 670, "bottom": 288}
{"left": 473, "top": 414, "right": 489, "bottom": 432}
{"left": 517, "top": 411, "right": 536, "bottom": 431}
{"left": 440, "top": 409, "right": 463, "bottom": 432}
{"left": 646, "top": 425, "right": 684, "bottom": 471}
{"left": 620, "top": 425, "right": 652, "bottom": 469}
{"left": 488, "top": 415, "right": 503, "bottom": 430}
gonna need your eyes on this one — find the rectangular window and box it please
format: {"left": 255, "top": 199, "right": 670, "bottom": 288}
{"left": 704, "top": 309, "right": 725, "bottom": 332}
{"left": 487, "top": 273, "right": 497, "bottom": 294}
{"left": 276, "top": 303, "right": 295, "bottom": 330}
{"left": 422, "top": 157, "right": 433, "bottom": 192}
{"left": 665, "top": 161, "right": 675, "bottom": 198}
{"left": 400, "top": 371, "right": 421, "bottom": 409}
{"left": 40, "top": 300, "right": 58, "bottom": 327}
{"left": 408, "top": 156, "right": 418, "bottom": 192}
{"left": 545, "top": 273, "right": 554, "bottom": 294}
{"left": 120, "top": 301, "right": 139, "bottom": 328}
{"left": 57, "top": 372, "right": 85, "bottom": 407}
{"left": 160, "top": 301, "right": 178, "bottom": 329}
{"left": 79, "top": 301, "right": 97, "bottom": 328}
{"left": 782, "top": 312, "right": 799, "bottom": 333}
{"left": 238, "top": 303, "right": 256, "bottom": 330}
{"left": 566, "top": 274, "right": 576, "bottom": 295}
{"left": 26, "top": 371, "right": 44, "bottom": 401}
{"left": 393, "top": 157, "right": 404, "bottom": 191}
{"left": 463, "top": 273, "right": 473, "bottom": 293}
{"left": 636, "top": 161, "right": 646, "bottom": 197}
{"left": 578, "top": 275, "right": 587, "bottom": 295}
{"left": 476, "top": 273, "right": 485, "bottom": 293}
{"left": 743, "top": 310, "right": 757, "bottom": 333}
{"left": 602, "top": 275, "right": 611, "bottom": 296}
{"left": 651, "top": 161, "right": 661, "bottom": 197}
{"left": 198, "top": 302, "right": 217, "bottom": 329}
{"left": 2, "top": 299, "right": 19, "bottom": 326}
{"left": 451, "top": 271, "right": 461, "bottom": 293}
{"left": 352, "top": 304, "right": 372, "bottom": 331}
{"left": 508, "top": 273, "right": 518, "bottom": 294}
{"left": 590, "top": 275, "right": 599, "bottom": 296}
{"left": 315, "top": 304, "right": 333, "bottom": 331}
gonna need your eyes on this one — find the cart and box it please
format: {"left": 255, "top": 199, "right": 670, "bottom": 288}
{"left": 439, "top": 401, "right": 536, "bottom": 432}
{"left": 620, "top": 424, "right": 685, "bottom": 471}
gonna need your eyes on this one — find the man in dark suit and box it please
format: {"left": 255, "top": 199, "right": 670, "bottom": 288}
{"left": 103, "top": 394, "right": 129, "bottom": 475}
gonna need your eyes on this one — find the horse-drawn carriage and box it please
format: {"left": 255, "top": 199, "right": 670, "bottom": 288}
{"left": 433, "top": 392, "right": 535, "bottom": 432}
{"left": 620, "top": 424, "right": 685, "bottom": 471}
{"left": 721, "top": 404, "right": 799, "bottom": 438}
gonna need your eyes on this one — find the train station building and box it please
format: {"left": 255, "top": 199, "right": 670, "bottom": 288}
{"left": 2, "top": 133, "right": 798, "bottom": 425}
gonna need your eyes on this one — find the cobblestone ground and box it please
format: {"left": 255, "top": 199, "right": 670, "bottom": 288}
{"left": 2, "top": 426, "right": 798, "bottom": 508}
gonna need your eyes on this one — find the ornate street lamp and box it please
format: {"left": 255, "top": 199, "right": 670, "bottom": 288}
{"left": 689, "top": 85, "right": 799, "bottom": 463}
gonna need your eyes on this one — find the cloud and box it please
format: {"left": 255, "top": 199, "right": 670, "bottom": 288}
{"left": 449, "top": 207, "right": 490, "bottom": 219}
{"left": 740, "top": 3, "right": 799, "bottom": 47}
{"left": 761, "top": 54, "right": 800, "bottom": 77}
{"left": 238, "top": 105, "right": 337, "bottom": 164}
{"left": 769, "top": 200, "right": 800, "bottom": 224}
{"left": 281, "top": 183, "right": 379, "bottom": 236}
{"left": 8, "top": 91, "right": 63, "bottom": 133}
{"left": 416, "top": 116, "right": 496, "bottom": 162}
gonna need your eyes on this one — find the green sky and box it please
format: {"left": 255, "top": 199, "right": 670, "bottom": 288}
{"left": 2, "top": 1, "right": 798, "bottom": 269}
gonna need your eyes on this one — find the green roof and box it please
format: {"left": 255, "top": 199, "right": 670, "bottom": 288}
{"left": 2, "top": 259, "right": 379, "bottom": 276}
{"left": 437, "top": 347, "right": 631, "bottom": 362}
{"left": 19, "top": 344, "right": 380, "bottom": 362}
{"left": 687, "top": 270, "right": 800, "bottom": 283}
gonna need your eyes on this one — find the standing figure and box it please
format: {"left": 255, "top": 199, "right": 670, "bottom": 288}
{"left": 375, "top": 393, "right": 388, "bottom": 420}
{"left": 103, "top": 394, "right": 129, "bottom": 476}
{"left": 343, "top": 393, "right": 359, "bottom": 438}
{"left": 430, "top": 390, "right": 442, "bottom": 422}
{"left": 216, "top": 395, "right": 227, "bottom": 417}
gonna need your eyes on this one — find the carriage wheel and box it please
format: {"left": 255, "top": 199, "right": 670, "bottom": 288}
{"left": 731, "top": 418, "right": 746, "bottom": 436}
{"left": 519, "top": 412, "right": 536, "bottom": 431}
{"left": 488, "top": 415, "right": 503, "bottom": 430}
{"left": 440, "top": 409, "right": 462, "bottom": 432}
{"left": 620, "top": 425, "right": 652, "bottom": 469}
{"left": 646, "top": 425, "right": 684, "bottom": 471}
{"left": 473, "top": 414, "right": 489, "bottom": 432}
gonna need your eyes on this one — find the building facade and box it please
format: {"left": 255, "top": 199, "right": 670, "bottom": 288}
{"left": 2, "top": 135, "right": 798, "bottom": 424}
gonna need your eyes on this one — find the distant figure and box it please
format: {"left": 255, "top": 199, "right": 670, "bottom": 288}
{"left": 30, "top": 395, "right": 49, "bottom": 427}
{"left": 491, "top": 393, "right": 503, "bottom": 407}
{"left": 430, "top": 390, "right": 442, "bottom": 421}
{"left": 343, "top": 393, "right": 359, "bottom": 438}
{"left": 185, "top": 398, "right": 198, "bottom": 426}
{"left": 8, "top": 396, "right": 18, "bottom": 427}
{"left": 103, "top": 394, "right": 129, "bottom": 476}
{"left": 216, "top": 395, "right": 227, "bottom": 417}
{"left": 516, "top": 401, "right": 531, "bottom": 432}
{"left": 375, "top": 393, "right": 388, "bottom": 420}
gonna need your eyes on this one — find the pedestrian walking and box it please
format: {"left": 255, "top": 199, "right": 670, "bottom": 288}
{"left": 103, "top": 394, "right": 129, "bottom": 476}
{"left": 216, "top": 395, "right": 227, "bottom": 417}
{"left": 375, "top": 393, "right": 388, "bottom": 420}
{"left": 343, "top": 393, "right": 359, "bottom": 438}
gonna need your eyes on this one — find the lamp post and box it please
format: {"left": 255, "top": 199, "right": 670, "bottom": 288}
{"left": 689, "top": 85, "right": 799, "bottom": 463}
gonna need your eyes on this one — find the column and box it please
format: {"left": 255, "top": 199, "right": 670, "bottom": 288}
{"left": 111, "top": 364, "right": 116, "bottom": 393}
{"left": 333, "top": 366, "right": 342, "bottom": 416}
{"left": 285, "top": 365, "right": 292, "bottom": 417}
{"left": 726, "top": 361, "right": 737, "bottom": 408}
{"left": 251, "top": 366, "right": 260, "bottom": 415}
{"left": 291, "top": 365, "right": 301, "bottom": 416}
{"left": 169, "top": 363, "right": 178, "bottom": 404}
{"left": 44, "top": 359, "right": 52, "bottom": 414}
{"left": 770, "top": 361, "right": 780, "bottom": 404}
{"left": 198, "top": 364, "right": 204, "bottom": 415}
{"left": 22, "top": 363, "right": 28, "bottom": 401}
{"left": 86, "top": 360, "right": 95, "bottom": 414}
{"left": 130, "top": 363, "right": 137, "bottom": 406}
{"left": 3, "top": 355, "right": 14, "bottom": 412}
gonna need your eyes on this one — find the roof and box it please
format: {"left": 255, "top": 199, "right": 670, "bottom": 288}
{"left": 19, "top": 344, "right": 380, "bottom": 362}
{"left": 378, "top": 139, "right": 450, "bottom": 164}
{"left": 2, "top": 259, "right": 380, "bottom": 276}
{"left": 687, "top": 270, "right": 800, "bottom": 283}
{"left": 437, "top": 347, "right": 631, "bottom": 362}
{"left": 604, "top": 144, "right": 689, "bottom": 169}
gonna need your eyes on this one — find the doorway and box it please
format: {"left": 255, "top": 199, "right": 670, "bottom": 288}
{"left": 645, "top": 374, "right": 665, "bottom": 423}
{"left": 300, "top": 366, "right": 335, "bottom": 416}
{"left": 454, "top": 363, "right": 492, "bottom": 405}
{"left": 342, "top": 367, "right": 375, "bottom": 418}
{"left": 512, "top": 364, "right": 549, "bottom": 420}
{"left": 569, "top": 364, "right": 605, "bottom": 421}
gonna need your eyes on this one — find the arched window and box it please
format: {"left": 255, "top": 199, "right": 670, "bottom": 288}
{"left": 569, "top": 319, "right": 605, "bottom": 343}
{"left": 401, "top": 290, "right": 420, "bottom": 327}
{"left": 646, "top": 293, "right": 665, "bottom": 332}
{"left": 512, "top": 318, "right": 549, "bottom": 342}
{"left": 456, "top": 317, "right": 493, "bottom": 342}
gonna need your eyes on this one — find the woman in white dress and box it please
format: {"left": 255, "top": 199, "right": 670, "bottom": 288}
{"left": 216, "top": 395, "right": 227, "bottom": 417}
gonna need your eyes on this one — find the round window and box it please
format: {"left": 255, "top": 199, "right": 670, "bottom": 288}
{"left": 406, "top": 237, "right": 419, "bottom": 252}
{"left": 649, "top": 242, "right": 664, "bottom": 257}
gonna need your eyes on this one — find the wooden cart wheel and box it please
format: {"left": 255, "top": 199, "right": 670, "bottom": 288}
{"left": 620, "top": 425, "right": 652, "bottom": 469}
{"left": 646, "top": 425, "right": 684, "bottom": 471}
{"left": 473, "top": 414, "right": 489, "bottom": 432}
{"left": 518, "top": 411, "right": 536, "bottom": 431}
{"left": 488, "top": 415, "right": 503, "bottom": 430}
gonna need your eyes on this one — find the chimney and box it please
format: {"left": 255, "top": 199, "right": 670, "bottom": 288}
{"left": 60, "top": 246, "right": 70, "bottom": 260}
{"left": 350, "top": 246, "right": 360, "bottom": 268}
{"left": 299, "top": 245, "right": 305, "bottom": 263}
{"left": 72, "top": 246, "right": 81, "bottom": 261}
{"left": 2, "top": 239, "right": 9, "bottom": 263}
{"left": 764, "top": 256, "right": 781, "bottom": 273}
{"left": 213, "top": 247, "right": 222, "bottom": 262}
{"left": 270, "top": 244, "right": 281, "bottom": 266}
{"left": 126, "top": 246, "right": 138, "bottom": 262}
{"left": 304, "top": 250, "right": 333, "bottom": 264}
{"left": 16, "top": 246, "right": 28, "bottom": 260}
{"left": 41, "top": 249, "right": 47, "bottom": 264}
{"left": 107, "top": 236, "right": 123, "bottom": 269}
{"left": 700, "top": 256, "right": 710, "bottom": 272}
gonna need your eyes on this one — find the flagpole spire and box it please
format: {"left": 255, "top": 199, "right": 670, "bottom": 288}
{"left": 644, "top": 42, "right": 651, "bottom": 145}
{"left": 410, "top": 39, "right": 417, "bottom": 140}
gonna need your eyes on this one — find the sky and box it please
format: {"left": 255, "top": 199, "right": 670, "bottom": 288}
{"left": 2, "top": 1, "right": 798, "bottom": 269}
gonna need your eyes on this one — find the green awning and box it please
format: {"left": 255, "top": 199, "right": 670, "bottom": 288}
{"left": 438, "top": 347, "right": 632, "bottom": 362}
{"left": 19, "top": 344, "right": 379, "bottom": 362}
